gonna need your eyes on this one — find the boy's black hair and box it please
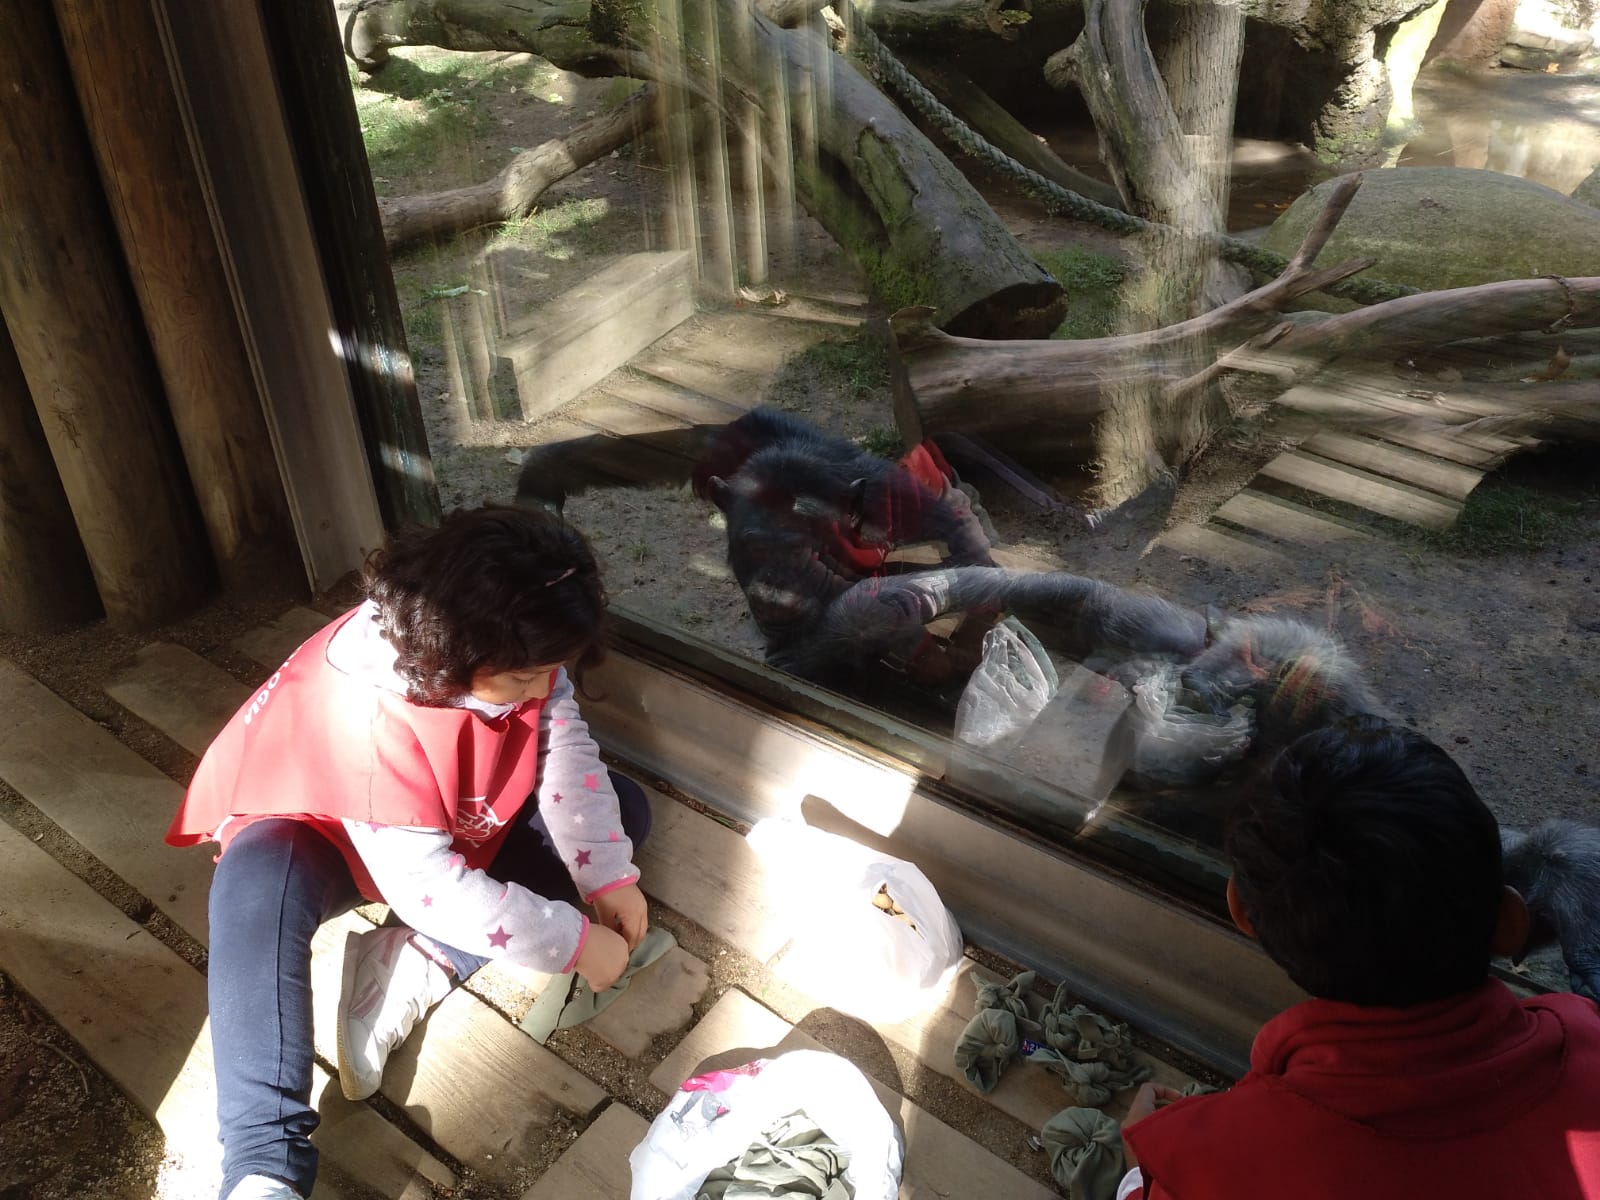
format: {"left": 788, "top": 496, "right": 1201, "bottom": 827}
{"left": 363, "top": 505, "right": 608, "bottom": 706}
{"left": 1224, "top": 713, "right": 1503, "bottom": 1007}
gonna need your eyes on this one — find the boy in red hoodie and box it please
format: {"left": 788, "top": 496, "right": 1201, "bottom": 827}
{"left": 1119, "top": 714, "right": 1600, "bottom": 1200}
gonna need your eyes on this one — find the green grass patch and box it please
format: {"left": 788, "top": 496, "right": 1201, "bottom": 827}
{"left": 784, "top": 332, "right": 891, "bottom": 403}
{"left": 490, "top": 197, "right": 617, "bottom": 259}
{"left": 856, "top": 426, "right": 904, "bottom": 459}
{"left": 1419, "top": 478, "right": 1592, "bottom": 555}
{"left": 349, "top": 53, "right": 553, "bottom": 191}
{"left": 1036, "top": 247, "right": 1126, "bottom": 341}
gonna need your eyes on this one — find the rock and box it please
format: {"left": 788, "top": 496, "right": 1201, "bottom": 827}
{"left": 1575, "top": 165, "right": 1600, "bottom": 209}
{"left": 1259, "top": 167, "right": 1600, "bottom": 306}
{"left": 1500, "top": 0, "right": 1600, "bottom": 71}
{"left": 1425, "top": 0, "right": 1522, "bottom": 67}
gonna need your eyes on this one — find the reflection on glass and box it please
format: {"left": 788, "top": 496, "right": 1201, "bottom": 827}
{"left": 341, "top": 2, "right": 1600, "bottom": 984}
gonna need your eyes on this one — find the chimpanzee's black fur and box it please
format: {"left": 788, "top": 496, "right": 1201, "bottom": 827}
{"left": 695, "top": 410, "right": 1385, "bottom": 791}
{"left": 1502, "top": 818, "right": 1600, "bottom": 1001}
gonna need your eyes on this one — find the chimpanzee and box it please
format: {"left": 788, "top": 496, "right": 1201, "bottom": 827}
{"left": 695, "top": 409, "right": 1386, "bottom": 788}
{"left": 1501, "top": 818, "right": 1600, "bottom": 1001}
{"left": 693, "top": 408, "right": 999, "bottom": 696}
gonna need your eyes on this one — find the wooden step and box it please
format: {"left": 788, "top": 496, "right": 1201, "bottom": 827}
{"left": 595, "top": 371, "right": 745, "bottom": 428}
{"left": 0, "top": 821, "right": 452, "bottom": 1198}
{"left": 1275, "top": 381, "right": 1517, "bottom": 464}
{"left": 0, "top": 657, "right": 215, "bottom": 940}
{"left": 740, "top": 294, "right": 868, "bottom": 328}
{"left": 231, "top": 606, "right": 333, "bottom": 673}
{"left": 521, "top": 1103, "right": 650, "bottom": 1200}
{"left": 1299, "top": 431, "right": 1484, "bottom": 501}
{"left": 585, "top": 945, "right": 711, "bottom": 1058}
{"left": 496, "top": 251, "right": 696, "bottom": 423}
{"left": 629, "top": 309, "right": 835, "bottom": 407}
{"left": 1259, "top": 451, "right": 1463, "bottom": 529}
{"left": 1213, "top": 489, "right": 1374, "bottom": 547}
{"left": 1153, "top": 520, "right": 1288, "bottom": 569}
{"left": 651, "top": 987, "right": 1061, "bottom": 1200}
{"left": 106, "top": 642, "right": 250, "bottom": 755}
{"left": 632, "top": 789, "right": 791, "bottom": 962}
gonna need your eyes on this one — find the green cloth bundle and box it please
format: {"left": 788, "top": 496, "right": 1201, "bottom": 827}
{"left": 520, "top": 926, "right": 676, "bottom": 1043}
{"left": 697, "top": 1109, "right": 855, "bottom": 1200}
{"left": 1039, "top": 1107, "right": 1125, "bottom": 1200}
{"left": 953, "top": 1008, "right": 1022, "bottom": 1093}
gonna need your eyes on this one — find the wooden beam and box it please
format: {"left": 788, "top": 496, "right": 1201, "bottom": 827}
{"left": 0, "top": 321, "right": 100, "bottom": 632}
{"left": 0, "top": 0, "right": 213, "bottom": 627}
{"left": 153, "top": 0, "right": 387, "bottom": 591}
{"left": 52, "top": 0, "right": 300, "bottom": 589}
{"left": 260, "top": 0, "right": 442, "bottom": 529}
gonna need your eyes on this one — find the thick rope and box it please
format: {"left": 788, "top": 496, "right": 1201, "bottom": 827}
{"left": 842, "top": 12, "right": 1417, "bottom": 307}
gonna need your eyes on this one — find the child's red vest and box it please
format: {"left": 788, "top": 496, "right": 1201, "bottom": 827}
{"left": 166, "top": 610, "right": 544, "bottom": 900}
{"left": 1127, "top": 982, "right": 1600, "bottom": 1199}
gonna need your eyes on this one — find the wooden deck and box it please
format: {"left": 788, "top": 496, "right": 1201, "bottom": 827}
{"left": 0, "top": 604, "right": 1211, "bottom": 1197}
{"left": 1154, "top": 375, "right": 1536, "bottom": 569}
{"left": 508, "top": 289, "right": 876, "bottom": 499}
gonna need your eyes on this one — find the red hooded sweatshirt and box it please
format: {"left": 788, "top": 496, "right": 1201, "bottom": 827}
{"left": 1126, "top": 980, "right": 1600, "bottom": 1199}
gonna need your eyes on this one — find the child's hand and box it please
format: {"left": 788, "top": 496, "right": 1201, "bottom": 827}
{"left": 1120, "top": 1083, "right": 1185, "bottom": 1169}
{"left": 574, "top": 924, "right": 629, "bottom": 991}
{"left": 592, "top": 883, "right": 648, "bottom": 951}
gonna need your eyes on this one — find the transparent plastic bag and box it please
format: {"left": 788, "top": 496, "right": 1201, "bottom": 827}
{"left": 953, "top": 617, "right": 1060, "bottom": 751}
{"left": 1125, "top": 663, "right": 1254, "bottom": 787}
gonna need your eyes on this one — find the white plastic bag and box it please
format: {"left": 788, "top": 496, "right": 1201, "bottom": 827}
{"left": 747, "top": 820, "right": 965, "bottom": 1021}
{"left": 629, "top": 1049, "right": 904, "bottom": 1200}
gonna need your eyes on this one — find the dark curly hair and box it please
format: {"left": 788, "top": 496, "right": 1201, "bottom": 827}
{"left": 362, "top": 505, "right": 608, "bottom": 706}
{"left": 1225, "top": 714, "right": 1503, "bottom": 1007}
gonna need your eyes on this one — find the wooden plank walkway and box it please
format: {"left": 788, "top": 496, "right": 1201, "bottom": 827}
{"left": 514, "top": 296, "right": 874, "bottom": 493}
{"left": 0, "top": 599, "right": 1223, "bottom": 1196}
{"left": 1154, "top": 372, "right": 1538, "bottom": 570}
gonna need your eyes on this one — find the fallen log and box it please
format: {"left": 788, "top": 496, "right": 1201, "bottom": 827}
{"left": 379, "top": 85, "right": 659, "bottom": 251}
{"left": 896, "top": 274, "right": 1600, "bottom": 468}
{"left": 336, "top": 0, "right": 644, "bottom": 75}
{"left": 892, "top": 163, "right": 1600, "bottom": 470}
{"left": 897, "top": 53, "right": 1126, "bottom": 214}
{"left": 699, "top": 0, "right": 1065, "bottom": 336}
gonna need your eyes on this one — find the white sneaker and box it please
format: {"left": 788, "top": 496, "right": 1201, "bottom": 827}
{"left": 225, "top": 1175, "right": 303, "bottom": 1200}
{"left": 336, "top": 926, "right": 453, "bottom": 1101}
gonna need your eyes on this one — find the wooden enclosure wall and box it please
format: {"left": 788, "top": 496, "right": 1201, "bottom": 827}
{"left": 0, "top": 1, "right": 428, "bottom": 632}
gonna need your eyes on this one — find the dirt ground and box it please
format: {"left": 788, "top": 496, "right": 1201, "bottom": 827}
{"left": 3, "top": 46, "right": 1598, "bottom": 1200}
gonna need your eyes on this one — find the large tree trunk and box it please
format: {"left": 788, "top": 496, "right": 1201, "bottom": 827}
{"left": 1043, "top": 0, "right": 1248, "bottom": 503}
{"left": 337, "top": 0, "right": 642, "bottom": 74}
{"left": 764, "top": 13, "right": 1063, "bottom": 336}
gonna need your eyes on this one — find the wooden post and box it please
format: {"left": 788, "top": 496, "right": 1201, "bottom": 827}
{"left": 0, "top": 322, "right": 101, "bottom": 633}
{"left": 51, "top": 0, "right": 299, "bottom": 590}
{"left": 0, "top": 0, "right": 212, "bottom": 627}
{"left": 260, "top": 0, "right": 442, "bottom": 530}
{"left": 152, "top": 0, "right": 387, "bottom": 593}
